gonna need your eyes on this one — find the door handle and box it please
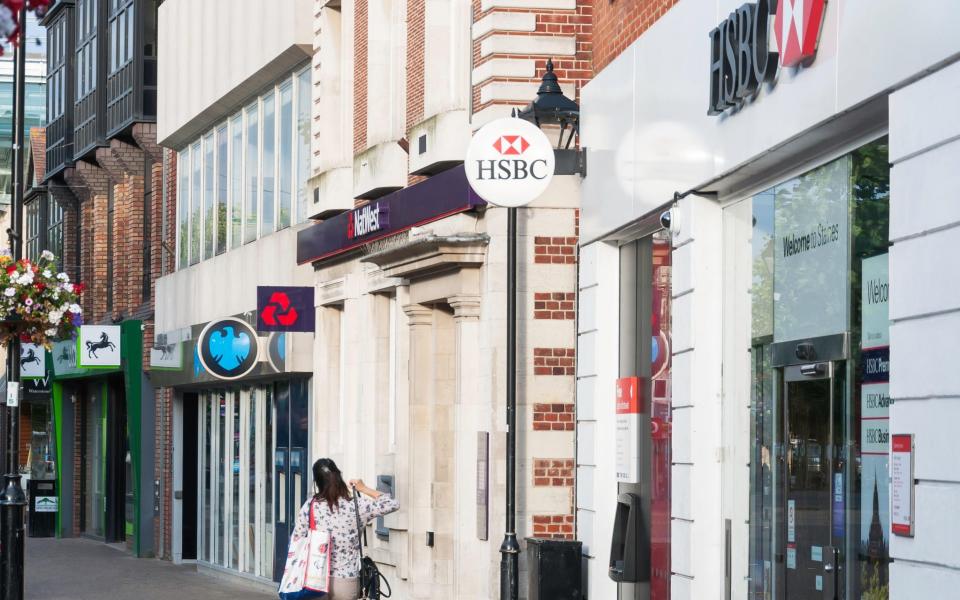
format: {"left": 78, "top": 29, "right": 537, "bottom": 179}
{"left": 824, "top": 564, "right": 833, "bottom": 572}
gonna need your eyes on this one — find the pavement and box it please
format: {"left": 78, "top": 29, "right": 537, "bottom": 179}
{"left": 25, "top": 536, "right": 276, "bottom": 599}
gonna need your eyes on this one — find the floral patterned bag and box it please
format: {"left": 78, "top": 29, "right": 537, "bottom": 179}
{"left": 278, "top": 500, "right": 331, "bottom": 599}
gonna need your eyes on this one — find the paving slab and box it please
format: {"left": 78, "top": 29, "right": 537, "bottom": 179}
{"left": 24, "top": 537, "right": 275, "bottom": 600}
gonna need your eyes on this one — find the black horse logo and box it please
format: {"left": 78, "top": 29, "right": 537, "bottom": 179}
{"left": 57, "top": 345, "right": 74, "bottom": 364}
{"left": 86, "top": 332, "right": 116, "bottom": 359}
{"left": 20, "top": 348, "right": 41, "bottom": 370}
{"left": 158, "top": 344, "right": 175, "bottom": 359}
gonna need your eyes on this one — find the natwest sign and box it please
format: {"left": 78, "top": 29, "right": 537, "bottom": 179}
{"left": 465, "top": 118, "right": 555, "bottom": 208}
{"left": 347, "top": 200, "right": 389, "bottom": 240}
{"left": 709, "top": 0, "right": 827, "bottom": 116}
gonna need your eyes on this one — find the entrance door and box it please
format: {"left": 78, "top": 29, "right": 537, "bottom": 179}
{"left": 783, "top": 363, "right": 838, "bottom": 599}
{"left": 272, "top": 379, "right": 310, "bottom": 581}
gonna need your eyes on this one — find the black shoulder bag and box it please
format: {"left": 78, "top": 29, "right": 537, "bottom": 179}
{"left": 352, "top": 489, "right": 392, "bottom": 599}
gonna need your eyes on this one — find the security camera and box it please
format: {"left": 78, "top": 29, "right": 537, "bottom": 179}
{"left": 659, "top": 210, "right": 672, "bottom": 230}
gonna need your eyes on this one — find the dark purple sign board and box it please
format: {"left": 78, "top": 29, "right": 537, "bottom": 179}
{"left": 257, "top": 286, "right": 316, "bottom": 333}
{"left": 297, "top": 165, "right": 485, "bottom": 265}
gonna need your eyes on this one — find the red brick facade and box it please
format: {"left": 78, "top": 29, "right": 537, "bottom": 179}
{"left": 534, "top": 235, "right": 577, "bottom": 265}
{"left": 532, "top": 513, "right": 575, "bottom": 539}
{"left": 592, "top": 0, "right": 679, "bottom": 74}
{"left": 534, "top": 292, "right": 575, "bottom": 320}
{"left": 471, "top": 0, "right": 593, "bottom": 115}
{"left": 533, "top": 458, "right": 575, "bottom": 486}
{"left": 532, "top": 402, "right": 575, "bottom": 431}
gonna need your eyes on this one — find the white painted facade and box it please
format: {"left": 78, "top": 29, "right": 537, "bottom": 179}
{"left": 577, "top": 1, "right": 960, "bottom": 599}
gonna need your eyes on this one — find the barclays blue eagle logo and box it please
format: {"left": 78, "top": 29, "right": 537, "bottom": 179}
{"left": 207, "top": 325, "right": 252, "bottom": 372}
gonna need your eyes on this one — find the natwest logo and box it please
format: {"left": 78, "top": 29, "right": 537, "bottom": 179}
{"left": 346, "top": 201, "right": 389, "bottom": 240}
{"left": 775, "top": 0, "right": 826, "bottom": 68}
{"left": 465, "top": 118, "right": 555, "bottom": 208}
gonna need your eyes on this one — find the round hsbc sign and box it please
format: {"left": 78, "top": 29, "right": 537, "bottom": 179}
{"left": 465, "top": 117, "right": 555, "bottom": 208}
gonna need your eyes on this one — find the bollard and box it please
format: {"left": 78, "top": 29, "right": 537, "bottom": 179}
{"left": 0, "top": 473, "right": 26, "bottom": 600}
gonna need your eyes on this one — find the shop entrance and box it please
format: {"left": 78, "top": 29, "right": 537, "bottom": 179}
{"left": 783, "top": 363, "right": 840, "bottom": 599}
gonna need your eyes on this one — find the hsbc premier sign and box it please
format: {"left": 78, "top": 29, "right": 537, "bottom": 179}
{"left": 465, "top": 117, "right": 555, "bottom": 208}
{"left": 709, "top": 0, "right": 827, "bottom": 116}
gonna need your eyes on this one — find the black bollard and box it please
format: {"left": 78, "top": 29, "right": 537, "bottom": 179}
{"left": 0, "top": 473, "right": 26, "bottom": 600}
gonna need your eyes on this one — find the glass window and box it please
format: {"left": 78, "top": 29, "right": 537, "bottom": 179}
{"left": 177, "top": 149, "right": 189, "bottom": 268}
{"left": 262, "top": 387, "right": 274, "bottom": 579}
{"left": 246, "top": 388, "right": 257, "bottom": 575}
{"left": 47, "top": 196, "right": 64, "bottom": 260}
{"left": 25, "top": 201, "right": 40, "bottom": 261}
{"left": 244, "top": 103, "right": 259, "bottom": 243}
{"left": 296, "top": 69, "right": 311, "bottom": 223}
{"left": 744, "top": 139, "right": 891, "bottom": 600}
{"left": 216, "top": 125, "right": 228, "bottom": 255}
{"left": 203, "top": 133, "right": 214, "bottom": 260}
{"left": 260, "top": 92, "right": 275, "bottom": 236}
{"left": 230, "top": 115, "right": 242, "bottom": 249}
{"left": 231, "top": 391, "right": 240, "bottom": 571}
{"left": 201, "top": 397, "right": 211, "bottom": 563}
{"left": 279, "top": 82, "right": 293, "bottom": 230}
{"left": 190, "top": 142, "right": 201, "bottom": 265}
{"left": 217, "top": 391, "right": 226, "bottom": 566}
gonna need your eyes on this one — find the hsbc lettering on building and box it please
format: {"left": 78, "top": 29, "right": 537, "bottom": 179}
{"left": 708, "top": 0, "right": 827, "bottom": 115}
{"left": 465, "top": 118, "right": 555, "bottom": 208}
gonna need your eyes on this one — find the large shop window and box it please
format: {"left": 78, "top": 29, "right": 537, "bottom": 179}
{"left": 198, "top": 386, "right": 275, "bottom": 579}
{"left": 742, "top": 139, "right": 890, "bottom": 600}
{"left": 175, "top": 67, "right": 311, "bottom": 269}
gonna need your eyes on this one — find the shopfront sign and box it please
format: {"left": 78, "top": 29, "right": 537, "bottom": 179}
{"left": 197, "top": 318, "right": 259, "bottom": 381}
{"left": 465, "top": 118, "right": 555, "bottom": 208}
{"left": 51, "top": 339, "right": 83, "bottom": 376}
{"left": 772, "top": 159, "right": 849, "bottom": 343}
{"left": 20, "top": 343, "right": 46, "bottom": 379}
{"left": 347, "top": 201, "right": 389, "bottom": 240}
{"left": 297, "top": 166, "right": 484, "bottom": 265}
{"left": 891, "top": 434, "right": 914, "bottom": 537}
{"left": 149, "top": 340, "right": 183, "bottom": 370}
{"left": 708, "top": 0, "right": 827, "bottom": 115}
{"left": 257, "top": 286, "right": 315, "bottom": 333}
{"left": 615, "top": 377, "right": 642, "bottom": 483}
{"left": 78, "top": 325, "right": 122, "bottom": 368}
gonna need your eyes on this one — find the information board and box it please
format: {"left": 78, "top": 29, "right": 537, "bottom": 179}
{"left": 615, "top": 377, "right": 642, "bottom": 483}
{"left": 891, "top": 434, "right": 914, "bottom": 537}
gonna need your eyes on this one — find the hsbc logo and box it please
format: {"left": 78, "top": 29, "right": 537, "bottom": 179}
{"left": 775, "top": 0, "right": 826, "bottom": 68}
{"left": 466, "top": 118, "right": 555, "bottom": 209}
{"left": 492, "top": 135, "right": 530, "bottom": 156}
{"left": 709, "top": 0, "right": 827, "bottom": 116}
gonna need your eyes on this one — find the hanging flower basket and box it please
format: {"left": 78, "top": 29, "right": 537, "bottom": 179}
{"left": 0, "top": 250, "right": 83, "bottom": 347}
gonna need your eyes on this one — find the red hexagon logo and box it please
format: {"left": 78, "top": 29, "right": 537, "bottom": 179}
{"left": 775, "top": 0, "right": 827, "bottom": 68}
{"left": 261, "top": 292, "right": 299, "bottom": 327}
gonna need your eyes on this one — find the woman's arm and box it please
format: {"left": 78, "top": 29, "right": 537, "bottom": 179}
{"left": 349, "top": 479, "right": 400, "bottom": 523}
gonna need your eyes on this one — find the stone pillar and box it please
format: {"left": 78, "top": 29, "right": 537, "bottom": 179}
{"left": 448, "top": 294, "right": 487, "bottom": 599}
{"left": 402, "top": 303, "right": 436, "bottom": 598}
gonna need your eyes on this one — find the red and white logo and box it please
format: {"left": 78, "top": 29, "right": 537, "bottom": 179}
{"left": 492, "top": 135, "right": 530, "bottom": 156}
{"left": 775, "top": 0, "right": 827, "bottom": 68}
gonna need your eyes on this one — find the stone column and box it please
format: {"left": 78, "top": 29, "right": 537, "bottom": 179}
{"left": 402, "top": 303, "right": 435, "bottom": 598}
{"left": 447, "top": 295, "right": 487, "bottom": 599}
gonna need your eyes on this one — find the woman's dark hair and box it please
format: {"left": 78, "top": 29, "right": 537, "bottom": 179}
{"left": 312, "top": 458, "right": 350, "bottom": 510}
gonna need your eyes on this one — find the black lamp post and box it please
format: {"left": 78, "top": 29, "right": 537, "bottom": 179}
{"left": 1, "top": 5, "right": 29, "bottom": 600}
{"left": 499, "top": 58, "right": 581, "bottom": 600}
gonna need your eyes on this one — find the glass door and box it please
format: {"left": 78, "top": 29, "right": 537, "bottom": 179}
{"left": 783, "top": 363, "right": 839, "bottom": 600}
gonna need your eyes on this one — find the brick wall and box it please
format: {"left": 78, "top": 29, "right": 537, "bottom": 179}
{"left": 534, "top": 292, "right": 575, "bottom": 320}
{"left": 533, "top": 458, "right": 574, "bottom": 487}
{"left": 534, "top": 235, "right": 577, "bottom": 265}
{"left": 532, "top": 401, "right": 575, "bottom": 430}
{"left": 532, "top": 513, "right": 574, "bottom": 539}
{"left": 471, "top": 0, "right": 593, "bottom": 120}
{"left": 592, "top": 0, "right": 679, "bottom": 74}
{"left": 353, "top": 0, "right": 369, "bottom": 154}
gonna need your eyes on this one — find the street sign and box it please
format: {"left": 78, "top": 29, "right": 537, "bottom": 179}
{"left": 6, "top": 380, "right": 19, "bottom": 407}
{"left": 465, "top": 117, "right": 555, "bottom": 208}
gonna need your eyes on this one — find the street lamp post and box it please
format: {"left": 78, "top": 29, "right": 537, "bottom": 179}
{"left": 1, "top": 5, "right": 29, "bottom": 600}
